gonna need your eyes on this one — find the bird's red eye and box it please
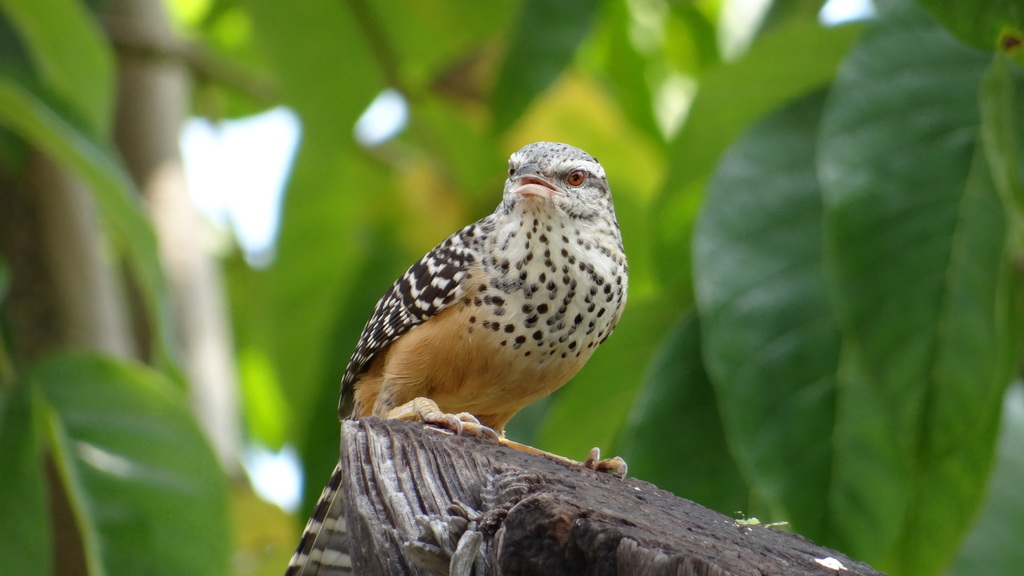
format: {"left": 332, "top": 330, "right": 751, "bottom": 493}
{"left": 567, "top": 170, "right": 586, "bottom": 186}
{"left": 508, "top": 166, "right": 515, "bottom": 178}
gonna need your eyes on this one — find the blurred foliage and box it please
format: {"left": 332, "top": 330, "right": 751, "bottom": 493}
{"left": 1, "top": 0, "right": 1024, "bottom": 575}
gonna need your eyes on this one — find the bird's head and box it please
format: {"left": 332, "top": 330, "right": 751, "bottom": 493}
{"left": 501, "top": 142, "right": 616, "bottom": 223}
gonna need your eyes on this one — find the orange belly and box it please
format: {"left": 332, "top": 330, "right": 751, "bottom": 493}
{"left": 352, "top": 297, "right": 602, "bottom": 434}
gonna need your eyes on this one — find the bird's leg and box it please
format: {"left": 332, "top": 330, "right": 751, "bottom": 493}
{"left": 387, "top": 397, "right": 501, "bottom": 441}
{"left": 388, "top": 397, "right": 628, "bottom": 478}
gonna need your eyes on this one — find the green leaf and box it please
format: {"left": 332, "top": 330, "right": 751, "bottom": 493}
{"left": 945, "top": 384, "right": 1024, "bottom": 576}
{"left": 826, "top": 346, "right": 912, "bottom": 562}
{"left": 35, "top": 352, "right": 230, "bottom": 576}
{"left": 492, "top": 0, "right": 599, "bottom": 133}
{"left": 0, "top": 383, "right": 50, "bottom": 576}
{"left": 0, "top": 0, "right": 114, "bottom": 134}
{"left": 655, "top": 20, "right": 861, "bottom": 290}
{"left": 0, "top": 79, "right": 176, "bottom": 368}
{"left": 980, "top": 55, "right": 1024, "bottom": 256}
{"left": 693, "top": 92, "right": 840, "bottom": 534}
{"left": 914, "top": 0, "right": 1024, "bottom": 54}
{"left": 616, "top": 312, "right": 749, "bottom": 515}
{"left": 819, "top": 4, "right": 1017, "bottom": 573}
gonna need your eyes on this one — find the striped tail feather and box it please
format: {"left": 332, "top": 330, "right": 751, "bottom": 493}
{"left": 285, "top": 462, "right": 353, "bottom": 575}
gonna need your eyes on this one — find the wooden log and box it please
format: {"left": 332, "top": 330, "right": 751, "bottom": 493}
{"left": 341, "top": 417, "right": 884, "bottom": 576}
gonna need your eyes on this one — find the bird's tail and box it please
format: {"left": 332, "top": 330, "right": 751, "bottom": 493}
{"left": 285, "top": 462, "right": 353, "bottom": 575}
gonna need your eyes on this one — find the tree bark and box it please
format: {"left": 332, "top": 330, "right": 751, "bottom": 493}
{"left": 340, "top": 417, "right": 885, "bottom": 576}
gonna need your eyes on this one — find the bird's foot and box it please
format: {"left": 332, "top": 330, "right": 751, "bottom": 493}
{"left": 387, "top": 397, "right": 501, "bottom": 441}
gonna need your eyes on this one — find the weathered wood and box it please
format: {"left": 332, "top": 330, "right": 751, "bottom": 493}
{"left": 341, "top": 417, "right": 884, "bottom": 576}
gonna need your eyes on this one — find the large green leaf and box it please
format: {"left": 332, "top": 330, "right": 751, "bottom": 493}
{"left": 826, "top": 345, "right": 912, "bottom": 562}
{"left": 0, "top": 0, "right": 113, "bottom": 134}
{"left": 616, "top": 312, "right": 749, "bottom": 515}
{"left": 655, "top": 20, "right": 861, "bottom": 291}
{"left": 0, "top": 383, "right": 50, "bottom": 576}
{"left": 35, "top": 353, "right": 230, "bottom": 576}
{"left": 915, "top": 0, "right": 1024, "bottom": 54}
{"left": 980, "top": 55, "right": 1024, "bottom": 255}
{"left": 945, "top": 384, "right": 1024, "bottom": 576}
{"left": 819, "top": 3, "right": 1018, "bottom": 573}
{"left": 693, "top": 92, "right": 840, "bottom": 534}
{"left": 0, "top": 79, "right": 175, "bottom": 367}
{"left": 491, "top": 0, "right": 599, "bottom": 133}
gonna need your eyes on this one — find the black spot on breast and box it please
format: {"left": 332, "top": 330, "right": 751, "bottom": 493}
{"left": 537, "top": 303, "right": 549, "bottom": 314}
{"left": 504, "top": 324, "right": 515, "bottom": 333}
{"left": 532, "top": 330, "right": 543, "bottom": 341}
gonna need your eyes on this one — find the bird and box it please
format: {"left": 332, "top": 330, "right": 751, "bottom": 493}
{"left": 286, "top": 141, "right": 628, "bottom": 575}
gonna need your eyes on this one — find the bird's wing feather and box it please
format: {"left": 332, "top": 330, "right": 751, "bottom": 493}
{"left": 338, "top": 224, "right": 480, "bottom": 418}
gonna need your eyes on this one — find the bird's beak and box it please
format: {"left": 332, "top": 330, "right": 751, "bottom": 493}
{"left": 510, "top": 166, "right": 558, "bottom": 200}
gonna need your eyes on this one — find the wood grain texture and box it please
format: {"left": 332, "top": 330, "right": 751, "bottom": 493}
{"left": 339, "top": 418, "right": 885, "bottom": 576}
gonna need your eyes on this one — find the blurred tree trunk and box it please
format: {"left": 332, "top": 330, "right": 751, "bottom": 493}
{"left": 0, "top": 153, "right": 137, "bottom": 576}
{"left": 104, "top": 0, "right": 242, "bottom": 474}
{"left": 1, "top": 1, "right": 243, "bottom": 573}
